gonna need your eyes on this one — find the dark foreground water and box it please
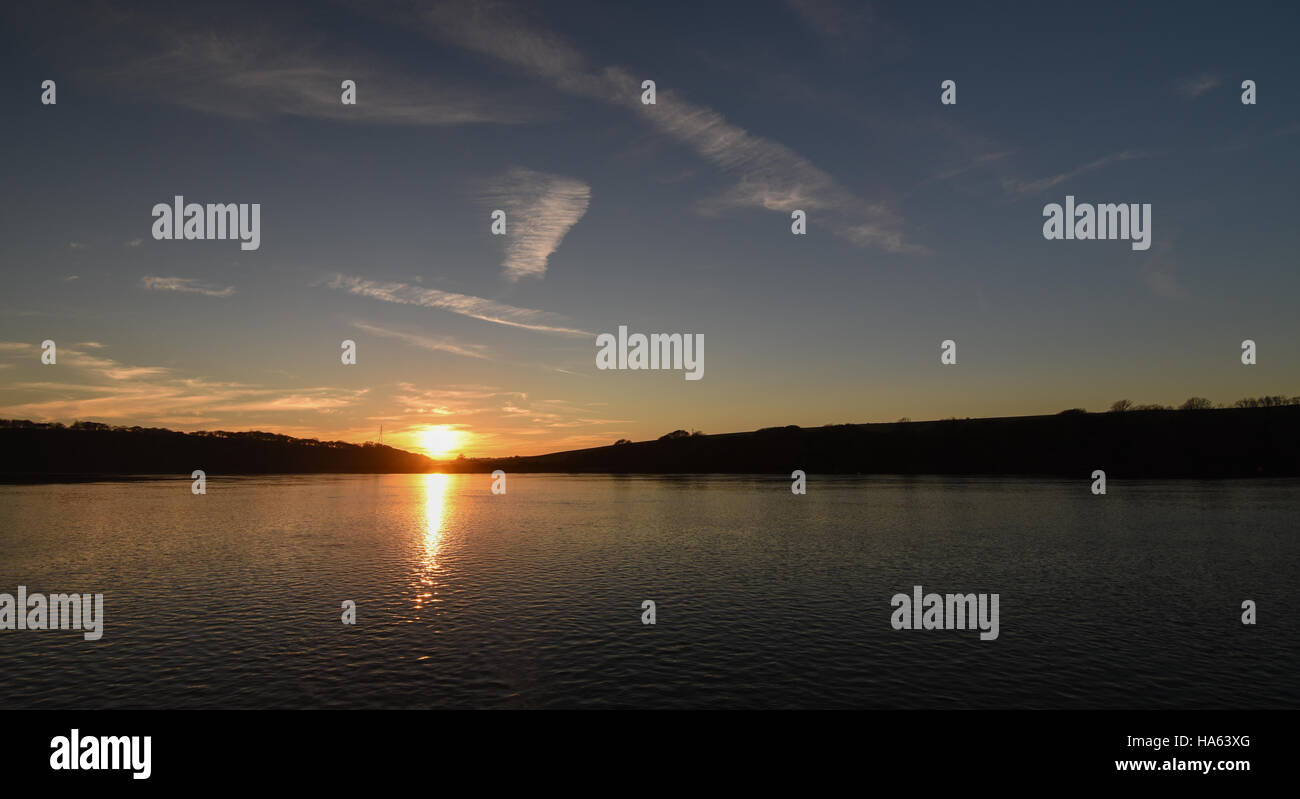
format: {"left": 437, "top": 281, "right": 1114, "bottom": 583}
{"left": 0, "top": 474, "right": 1295, "bottom": 709}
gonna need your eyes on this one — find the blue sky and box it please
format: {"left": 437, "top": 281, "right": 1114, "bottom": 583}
{"left": 1, "top": 0, "right": 1297, "bottom": 456}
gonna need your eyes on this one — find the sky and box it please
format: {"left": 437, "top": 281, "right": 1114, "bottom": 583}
{"left": 1, "top": 0, "right": 1298, "bottom": 458}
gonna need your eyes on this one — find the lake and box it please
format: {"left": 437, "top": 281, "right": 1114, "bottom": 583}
{"left": 0, "top": 474, "right": 1295, "bottom": 708}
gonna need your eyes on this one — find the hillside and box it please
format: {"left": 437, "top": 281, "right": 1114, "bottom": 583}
{"left": 0, "top": 421, "right": 433, "bottom": 478}
{"left": 440, "top": 406, "right": 1300, "bottom": 478}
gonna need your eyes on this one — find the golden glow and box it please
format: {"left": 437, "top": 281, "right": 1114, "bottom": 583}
{"left": 419, "top": 425, "right": 464, "bottom": 458}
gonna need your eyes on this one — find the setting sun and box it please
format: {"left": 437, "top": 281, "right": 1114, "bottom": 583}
{"left": 419, "top": 425, "right": 465, "bottom": 458}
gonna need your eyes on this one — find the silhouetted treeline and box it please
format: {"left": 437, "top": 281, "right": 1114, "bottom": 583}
{"left": 1110, "top": 395, "right": 1300, "bottom": 412}
{"left": 442, "top": 406, "right": 1300, "bottom": 478}
{"left": 0, "top": 420, "right": 433, "bottom": 478}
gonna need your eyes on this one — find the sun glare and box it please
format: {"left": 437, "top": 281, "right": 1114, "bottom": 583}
{"left": 420, "top": 425, "right": 464, "bottom": 458}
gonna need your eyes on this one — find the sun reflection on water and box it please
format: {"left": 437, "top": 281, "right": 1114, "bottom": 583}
{"left": 414, "top": 473, "right": 450, "bottom": 612}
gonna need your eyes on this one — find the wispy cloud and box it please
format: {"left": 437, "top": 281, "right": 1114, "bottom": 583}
{"left": 782, "top": 0, "right": 907, "bottom": 56}
{"left": 0, "top": 383, "right": 366, "bottom": 422}
{"left": 0, "top": 345, "right": 366, "bottom": 423}
{"left": 930, "top": 150, "right": 1014, "bottom": 183}
{"left": 392, "top": 382, "right": 526, "bottom": 416}
{"left": 16, "top": 347, "right": 170, "bottom": 381}
{"left": 142, "top": 276, "right": 235, "bottom": 297}
{"left": 1178, "top": 73, "right": 1221, "bottom": 98}
{"left": 326, "top": 274, "right": 591, "bottom": 337}
{"left": 785, "top": 0, "right": 874, "bottom": 41}
{"left": 206, "top": 391, "right": 364, "bottom": 413}
{"left": 86, "top": 14, "right": 529, "bottom": 127}
{"left": 351, "top": 320, "right": 491, "bottom": 360}
{"left": 416, "top": 0, "right": 916, "bottom": 253}
{"left": 1140, "top": 237, "right": 1182, "bottom": 300}
{"left": 903, "top": 149, "right": 1015, "bottom": 199}
{"left": 652, "top": 91, "right": 914, "bottom": 251}
{"left": 482, "top": 167, "right": 591, "bottom": 280}
{"left": 1001, "top": 150, "right": 1145, "bottom": 195}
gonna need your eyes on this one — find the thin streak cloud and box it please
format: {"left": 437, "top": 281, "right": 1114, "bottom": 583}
{"left": 1001, "top": 150, "right": 1145, "bottom": 196}
{"left": 326, "top": 274, "right": 591, "bottom": 337}
{"left": 142, "top": 276, "right": 236, "bottom": 297}
{"left": 351, "top": 320, "right": 492, "bottom": 360}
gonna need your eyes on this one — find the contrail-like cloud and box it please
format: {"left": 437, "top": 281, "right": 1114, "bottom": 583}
{"left": 1001, "top": 151, "right": 1146, "bottom": 195}
{"left": 351, "top": 320, "right": 491, "bottom": 360}
{"left": 326, "top": 274, "right": 591, "bottom": 337}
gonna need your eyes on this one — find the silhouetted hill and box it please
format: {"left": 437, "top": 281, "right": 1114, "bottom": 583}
{"left": 5, "top": 406, "right": 1298, "bottom": 480}
{"left": 0, "top": 420, "right": 433, "bottom": 479}
{"left": 441, "top": 406, "right": 1300, "bottom": 478}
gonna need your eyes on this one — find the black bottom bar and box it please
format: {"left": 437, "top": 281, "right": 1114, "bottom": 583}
{"left": 7, "top": 710, "right": 1287, "bottom": 788}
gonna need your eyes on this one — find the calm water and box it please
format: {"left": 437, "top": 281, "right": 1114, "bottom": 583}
{"left": 0, "top": 474, "right": 1295, "bottom": 709}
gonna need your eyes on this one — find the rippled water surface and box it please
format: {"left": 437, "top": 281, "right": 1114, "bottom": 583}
{"left": 0, "top": 474, "right": 1295, "bottom": 708}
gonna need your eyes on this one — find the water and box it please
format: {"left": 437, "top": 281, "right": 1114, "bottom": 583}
{"left": 0, "top": 474, "right": 1295, "bottom": 709}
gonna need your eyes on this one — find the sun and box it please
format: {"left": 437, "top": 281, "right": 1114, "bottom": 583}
{"left": 419, "top": 425, "right": 464, "bottom": 458}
